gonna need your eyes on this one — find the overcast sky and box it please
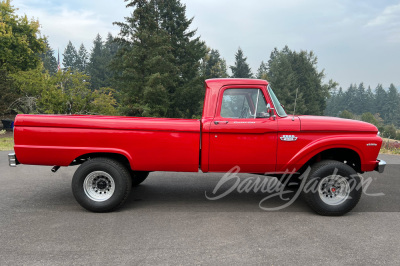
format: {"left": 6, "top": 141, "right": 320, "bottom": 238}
{"left": 13, "top": 0, "right": 400, "bottom": 89}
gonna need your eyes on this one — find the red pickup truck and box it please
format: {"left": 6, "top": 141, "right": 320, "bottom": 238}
{"left": 8, "top": 79, "right": 385, "bottom": 215}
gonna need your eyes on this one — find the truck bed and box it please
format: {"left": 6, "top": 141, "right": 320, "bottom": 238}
{"left": 14, "top": 115, "right": 201, "bottom": 172}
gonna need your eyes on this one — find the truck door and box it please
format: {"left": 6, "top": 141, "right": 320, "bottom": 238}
{"left": 208, "top": 86, "right": 278, "bottom": 173}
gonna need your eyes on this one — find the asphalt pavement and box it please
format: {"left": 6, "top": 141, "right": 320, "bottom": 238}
{"left": 0, "top": 151, "right": 399, "bottom": 265}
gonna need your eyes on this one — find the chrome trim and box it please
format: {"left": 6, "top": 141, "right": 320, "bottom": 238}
{"left": 375, "top": 159, "right": 386, "bottom": 173}
{"left": 8, "top": 153, "right": 17, "bottom": 167}
{"left": 280, "top": 135, "right": 298, "bottom": 141}
{"left": 83, "top": 171, "right": 115, "bottom": 202}
{"left": 318, "top": 175, "right": 350, "bottom": 206}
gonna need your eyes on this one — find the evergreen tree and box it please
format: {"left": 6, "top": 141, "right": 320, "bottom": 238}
{"left": 336, "top": 87, "right": 344, "bottom": 112}
{"left": 342, "top": 84, "right": 357, "bottom": 113}
{"left": 383, "top": 84, "right": 400, "bottom": 126}
{"left": 201, "top": 48, "right": 228, "bottom": 79}
{"left": 62, "top": 41, "right": 79, "bottom": 71}
{"left": 355, "top": 83, "right": 367, "bottom": 114}
{"left": 113, "top": 0, "right": 174, "bottom": 116}
{"left": 324, "top": 82, "right": 400, "bottom": 128}
{"left": 103, "top": 33, "right": 119, "bottom": 83}
{"left": 374, "top": 84, "right": 387, "bottom": 116}
{"left": 105, "top": 33, "right": 119, "bottom": 59}
{"left": 77, "top": 44, "right": 89, "bottom": 73}
{"left": 325, "top": 86, "right": 340, "bottom": 116}
{"left": 40, "top": 39, "right": 58, "bottom": 75}
{"left": 113, "top": 0, "right": 206, "bottom": 118}
{"left": 365, "top": 86, "right": 375, "bottom": 114}
{"left": 256, "top": 61, "right": 268, "bottom": 80}
{"left": 155, "top": 0, "right": 206, "bottom": 117}
{"left": 267, "top": 46, "right": 336, "bottom": 115}
{"left": 87, "top": 34, "right": 109, "bottom": 90}
{"left": 267, "top": 47, "right": 304, "bottom": 113}
{"left": 230, "top": 47, "right": 253, "bottom": 78}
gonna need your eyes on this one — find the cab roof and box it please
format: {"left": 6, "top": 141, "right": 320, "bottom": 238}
{"left": 205, "top": 78, "right": 269, "bottom": 89}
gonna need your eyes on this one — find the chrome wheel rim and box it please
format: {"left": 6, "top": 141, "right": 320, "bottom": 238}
{"left": 318, "top": 175, "right": 350, "bottom": 205}
{"left": 83, "top": 171, "right": 115, "bottom": 202}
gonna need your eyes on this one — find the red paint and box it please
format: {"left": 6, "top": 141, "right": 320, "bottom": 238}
{"left": 13, "top": 78, "right": 383, "bottom": 174}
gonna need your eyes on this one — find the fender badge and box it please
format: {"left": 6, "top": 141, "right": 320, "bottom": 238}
{"left": 280, "top": 135, "right": 298, "bottom": 141}
{"left": 367, "top": 143, "right": 377, "bottom": 146}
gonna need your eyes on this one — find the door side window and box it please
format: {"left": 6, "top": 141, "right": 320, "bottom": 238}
{"left": 220, "top": 88, "right": 268, "bottom": 118}
{"left": 251, "top": 90, "right": 268, "bottom": 114}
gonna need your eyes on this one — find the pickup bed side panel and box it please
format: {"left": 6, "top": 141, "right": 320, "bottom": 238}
{"left": 14, "top": 115, "right": 201, "bottom": 172}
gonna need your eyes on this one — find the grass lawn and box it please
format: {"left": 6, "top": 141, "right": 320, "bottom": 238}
{"left": 0, "top": 137, "right": 14, "bottom": 151}
{"left": 0, "top": 130, "right": 14, "bottom": 151}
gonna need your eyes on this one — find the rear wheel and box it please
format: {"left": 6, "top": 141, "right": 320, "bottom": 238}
{"left": 72, "top": 158, "right": 132, "bottom": 212}
{"left": 301, "top": 160, "right": 362, "bottom": 216}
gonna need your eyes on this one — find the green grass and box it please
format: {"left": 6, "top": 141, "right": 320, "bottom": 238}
{"left": 0, "top": 137, "right": 14, "bottom": 151}
{"left": 380, "top": 147, "right": 400, "bottom": 155}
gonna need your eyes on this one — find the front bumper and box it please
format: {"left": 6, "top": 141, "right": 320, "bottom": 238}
{"left": 375, "top": 159, "right": 386, "bottom": 173}
{"left": 8, "top": 153, "right": 19, "bottom": 167}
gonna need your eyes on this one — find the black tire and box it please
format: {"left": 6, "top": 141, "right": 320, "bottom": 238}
{"left": 130, "top": 171, "right": 150, "bottom": 186}
{"left": 72, "top": 157, "right": 132, "bottom": 212}
{"left": 301, "top": 160, "right": 362, "bottom": 216}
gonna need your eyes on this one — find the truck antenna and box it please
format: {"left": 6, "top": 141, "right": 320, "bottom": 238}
{"left": 292, "top": 87, "right": 299, "bottom": 121}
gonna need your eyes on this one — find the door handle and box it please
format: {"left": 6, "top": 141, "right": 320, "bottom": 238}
{"left": 214, "top": 121, "right": 229, "bottom": 125}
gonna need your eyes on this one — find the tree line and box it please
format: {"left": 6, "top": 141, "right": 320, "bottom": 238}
{"left": 1, "top": 0, "right": 398, "bottom": 139}
{"left": 325, "top": 83, "right": 400, "bottom": 139}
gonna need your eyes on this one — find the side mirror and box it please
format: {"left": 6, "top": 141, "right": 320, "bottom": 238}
{"left": 256, "top": 112, "right": 270, "bottom": 118}
{"left": 266, "top": 103, "right": 276, "bottom": 120}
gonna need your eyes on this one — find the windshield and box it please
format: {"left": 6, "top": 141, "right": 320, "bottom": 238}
{"left": 267, "top": 85, "right": 287, "bottom": 117}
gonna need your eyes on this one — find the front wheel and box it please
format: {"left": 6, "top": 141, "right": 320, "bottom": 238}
{"left": 301, "top": 160, "right": 362, "bottom": 216}
{"left": 72, "top": 158, "right": 132, "bottom": 212}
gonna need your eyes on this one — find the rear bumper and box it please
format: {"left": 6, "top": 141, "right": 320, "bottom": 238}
{"left": 375, "top": 159, "right": 386, "bottom": 173}
{"left": 8, "top": 153, "right": 19, "bottom": 167}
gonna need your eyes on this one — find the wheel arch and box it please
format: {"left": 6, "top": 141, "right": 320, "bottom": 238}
{"left": 299, "top": 147, "right": 362, "bottom": 174}
{"left": 71, "top": 152, "right": 133, "bottom": 170}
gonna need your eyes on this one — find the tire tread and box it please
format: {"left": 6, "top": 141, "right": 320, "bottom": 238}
{"left": 72, "top": 157, "right": 132, "bottom": 212}
{"left": 301, "top": 160, "right": 362, "bottom": 216}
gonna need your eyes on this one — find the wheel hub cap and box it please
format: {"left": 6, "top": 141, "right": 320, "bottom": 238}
{"left": 83, "top": 171, "right": 115, "bottom": 202}
{"left": 318, "top": 175, "right": 351, "bottom": 206}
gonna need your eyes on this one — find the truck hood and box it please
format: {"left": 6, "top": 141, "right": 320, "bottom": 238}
{"left": 298, "top": 115, "right": 378, "bottom": 133}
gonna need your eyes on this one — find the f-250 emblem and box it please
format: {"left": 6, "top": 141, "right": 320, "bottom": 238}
{"left": 280, "top": 135, "right": 298, "bottom": 141}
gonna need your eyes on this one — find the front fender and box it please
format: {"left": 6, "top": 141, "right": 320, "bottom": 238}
{"left": 276, "top": 134, "right": 381, "bottom": 173}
